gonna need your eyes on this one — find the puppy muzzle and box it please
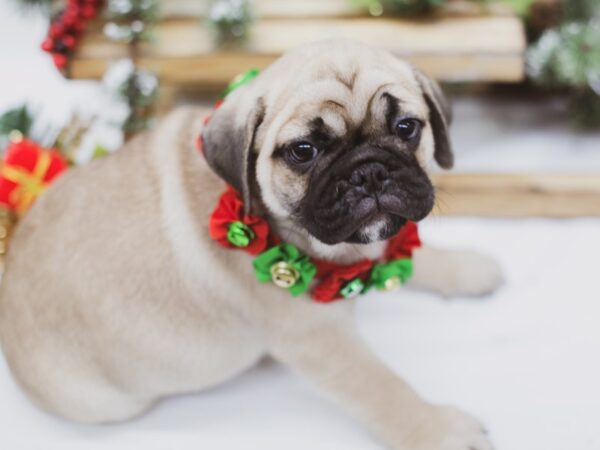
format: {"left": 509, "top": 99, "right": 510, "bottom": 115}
{"left": 301, "top": 145, "right": 435, "bottom": 244}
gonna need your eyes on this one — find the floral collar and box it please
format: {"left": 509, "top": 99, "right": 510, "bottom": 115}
{"left": 209, "top": 187, "right": 421, "bottom": 303}
{"left": 202, "top": 69, "right": 421, "bottom": 303}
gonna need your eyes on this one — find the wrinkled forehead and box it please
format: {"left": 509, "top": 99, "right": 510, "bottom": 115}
{"left": 261, "top": 63, "right": 426, "bottom": 147}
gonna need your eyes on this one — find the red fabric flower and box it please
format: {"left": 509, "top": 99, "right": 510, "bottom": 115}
{"left": 209, "top": 187, "right": 270, "bottom": 255}
{"left": 312, "top": 259, "right": 374, "bottom": 303}
{"left": 385, "top": 221, "right": 421, "bottom": 260}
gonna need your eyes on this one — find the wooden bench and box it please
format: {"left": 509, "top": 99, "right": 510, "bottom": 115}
{"left": 70, "top": 0, "right": 526, "bottom": 86}
{"left": 67, "top": 1, "right": 600, "bottom": 218}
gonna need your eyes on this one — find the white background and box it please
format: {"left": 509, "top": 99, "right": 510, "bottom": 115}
{"left": 1, "top": 2, "right": 600, "bottom": 449}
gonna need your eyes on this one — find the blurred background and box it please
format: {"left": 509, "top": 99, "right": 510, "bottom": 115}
{"left": 0, "top": 1, "right": 599, "bottom": 450}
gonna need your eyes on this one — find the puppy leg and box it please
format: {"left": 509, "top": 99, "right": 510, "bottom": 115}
{"left": 267, "top": 302, "right": 492, "bottom": 450}
{"left": 408, "top": 246, "right": 504, "bottom": 298}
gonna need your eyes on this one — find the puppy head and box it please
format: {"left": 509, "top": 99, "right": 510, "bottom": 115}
{"left": 203, "top": 40, "right": 452, "bottom": 246}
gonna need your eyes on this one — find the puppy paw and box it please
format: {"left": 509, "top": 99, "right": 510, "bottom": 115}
{"left": 410, "top": 247, "right": 504, "bottom": 298}
{"left": 441, "top": 250, "right": 504, "bottom": 298}
{"left": 396, "top": 405, "right": 493, "bottom": 450}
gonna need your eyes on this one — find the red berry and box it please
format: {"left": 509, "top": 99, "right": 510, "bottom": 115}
{"left": 62, "top": 34, "right": 77, "bottom": 49}
{"left": 81, "top": 5, "right": 97, "bottom": 18}
{"left": 70, "top": 21, "right": 85, "bottom": 33}
{"left": 52, "top": 53, "right": 68, "bottom": 69}
{"left": 41, "top": 38, "right": 54, "bottom": 52}
{"left": 49, "top": 23, "right": 65, "bottom": 38}
{"left": 63, "top": 8, "right": 80, "bottom": 23}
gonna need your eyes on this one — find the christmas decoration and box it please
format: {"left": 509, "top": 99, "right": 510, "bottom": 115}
{"left": 221, "top": 68, "right": 260, "bottom": 98}
{"left": 40, "top": 0, "right": 104, "bottom": 71}
{"left": 0, "top": 105, "right": 33, "bottom": 151}
{"left": 103, "top": 0, "right": 160, "bottom": 136}
{"left": 208, "top": 187, "right": 421, "bottom": 301}
{"left": 312, "top": 259, "right": 374, "bottom": 302}
{"left": 209, "top": 187, "right": 270, "bottom": 255}
{"left": 310, "top": 222, "right": 420, "bottom": 302}
{"left": 352, "top": 0, "right": 445, "bottom": 16}
{"left": 0, "top": 98, "right": 126, "bottom": 274}
{"left": 367, "top": 259, "right": 414, "bottom": 291}
{"left": 207, "top": 0, "right": 253, "bottom": 48}
{"left": 103, "top": 0, "right": 157, "bottom": 44}
{"left": 253, "top": 244, "right": 318, "bottom": 296}
{"left": 33, "top": 0, "right": 160, "bottom": 135}
{"left": 527, "top": 1, "right": 600, "bottom": 127}
{"left": 0, "top": 138, "right": 67, "bottom": 215}
{"left": 104, "top": 59, "right": 159, "bottom": 136}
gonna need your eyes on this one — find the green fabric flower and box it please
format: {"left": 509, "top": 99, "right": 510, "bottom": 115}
{"left": 221, "top": 68, "right": 260, "bottom": 98}
{"left": 340, "top": 278, "right": 366, "bottom": 298}
{"left": 253, "top": 243, "right": 316, "bottom": 296}
{"left": 367, "top": 259, "right": 413, "bottom": 291}
{"left": 227, "top": 221, "right": 255, "bottom": 247}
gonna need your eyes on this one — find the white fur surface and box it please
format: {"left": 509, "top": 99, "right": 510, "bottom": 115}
{"left": 1, "top": 217, "right": 599, "bottom": 450}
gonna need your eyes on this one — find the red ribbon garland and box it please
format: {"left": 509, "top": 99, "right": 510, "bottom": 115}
{"left": 208, "top": 188, "right": 421, "bottom": 302}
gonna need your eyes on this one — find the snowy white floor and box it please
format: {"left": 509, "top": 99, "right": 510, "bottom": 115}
{"left": 1, "top": 3, "right": 600, "bottom": 450}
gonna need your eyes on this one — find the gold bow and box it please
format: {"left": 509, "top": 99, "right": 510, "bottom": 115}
{"left": 0, "top": 151, "right": 52, "bottom": 215}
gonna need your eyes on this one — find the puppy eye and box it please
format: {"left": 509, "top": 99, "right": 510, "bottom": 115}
{"left": 394, "top": 118, "right": 423, "bottom": 141}
{"left": 287, "top": 142, "right": 319, "bottom": 165}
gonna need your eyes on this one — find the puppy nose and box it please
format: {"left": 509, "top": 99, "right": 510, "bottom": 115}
{"left": 349, "top": 162, "right": 389, "bottom": 193}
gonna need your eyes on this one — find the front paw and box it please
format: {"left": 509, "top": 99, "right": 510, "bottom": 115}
{"left": 441, "top": 250, "right": 504, "bottom": 298}
{"left": 411, "top": 248, "right": 504, "bottom": 298}
{"left": 401, "top": 405, "right": 493, "bottom": 450}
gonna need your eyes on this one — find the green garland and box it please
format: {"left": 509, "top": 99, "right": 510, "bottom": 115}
{"left": 207, "top": 0, "right": 254, "bottom": 48}
{"left": 527, "top": 0, "right": 600, "bottom": 127}
{"left": 352, "top": 0, "right": 444, "bottom": 16}
{"left": 103, "top": 0, "right": 160, "bottom": 136}
{"left": 0, "top": 106, "right": 33, "bottom": 147}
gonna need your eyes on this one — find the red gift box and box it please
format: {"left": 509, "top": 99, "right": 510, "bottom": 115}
{"left": 0, "top": 139, "right": 67, "bottom": 215}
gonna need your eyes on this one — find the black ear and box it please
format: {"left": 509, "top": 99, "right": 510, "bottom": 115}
{"left": 414, "top": 69, "right": 454, "bottom": 169}
{"left": 203, "top": 98, "right": 265, "bottom": 213}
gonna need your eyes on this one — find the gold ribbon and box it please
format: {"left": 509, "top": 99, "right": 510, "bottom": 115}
{"left": 0, "top": 151, "right": 52, "bottom": 214}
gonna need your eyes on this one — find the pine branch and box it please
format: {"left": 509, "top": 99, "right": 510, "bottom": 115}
{"left": 0, "top": 105, "right": 33, "bottom": 138}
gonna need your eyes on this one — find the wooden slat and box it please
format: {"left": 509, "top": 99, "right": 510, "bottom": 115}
{"left": 70, "top": 52, "right": 524, "bottom": 86}
{"left": 161, "top": 0, "right": 362, "bottom": 18}
{"left": 432, "top": 173, "right": 600, "bottom": 217}
{"left": 161, "top": 0, "right": 515, "bottom": 19}
{"left": 71, "top": 15, "right": 526, "bottom": 84}
{"left": 77, "top": 16, "right": 525, "bottom": 58}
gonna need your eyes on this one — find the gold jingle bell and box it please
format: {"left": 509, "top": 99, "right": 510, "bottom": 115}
{"left": 270, "top": 261, "right": 300, "bottom": 289}
{"left": 383, "top": 276, "right": 401, "bottom": 291}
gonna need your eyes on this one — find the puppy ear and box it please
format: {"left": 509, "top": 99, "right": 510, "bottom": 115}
{"left": 414, "top": 69, "right": 454, "bottom": 169}
{"left": 203, "top": 97, "right": 265, "bottom": 213}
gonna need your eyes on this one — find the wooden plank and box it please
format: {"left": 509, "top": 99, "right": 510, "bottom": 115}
{"left": 161, "top": 0, "right": 362, "bottom": 18}
{"left": 71, "top": 15, "right": 526, "bottom": 84}
{"left": 432, "top": 173, "right": 600, "bottom": 217}
{"left": 70, "top": 52, "right": 524, "bottom": 86}
{"left": 161, "top": 0, "right": 515, "bottom": 19}
{"left": 77, "top": 16, "right": 525, "bottom": 59}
